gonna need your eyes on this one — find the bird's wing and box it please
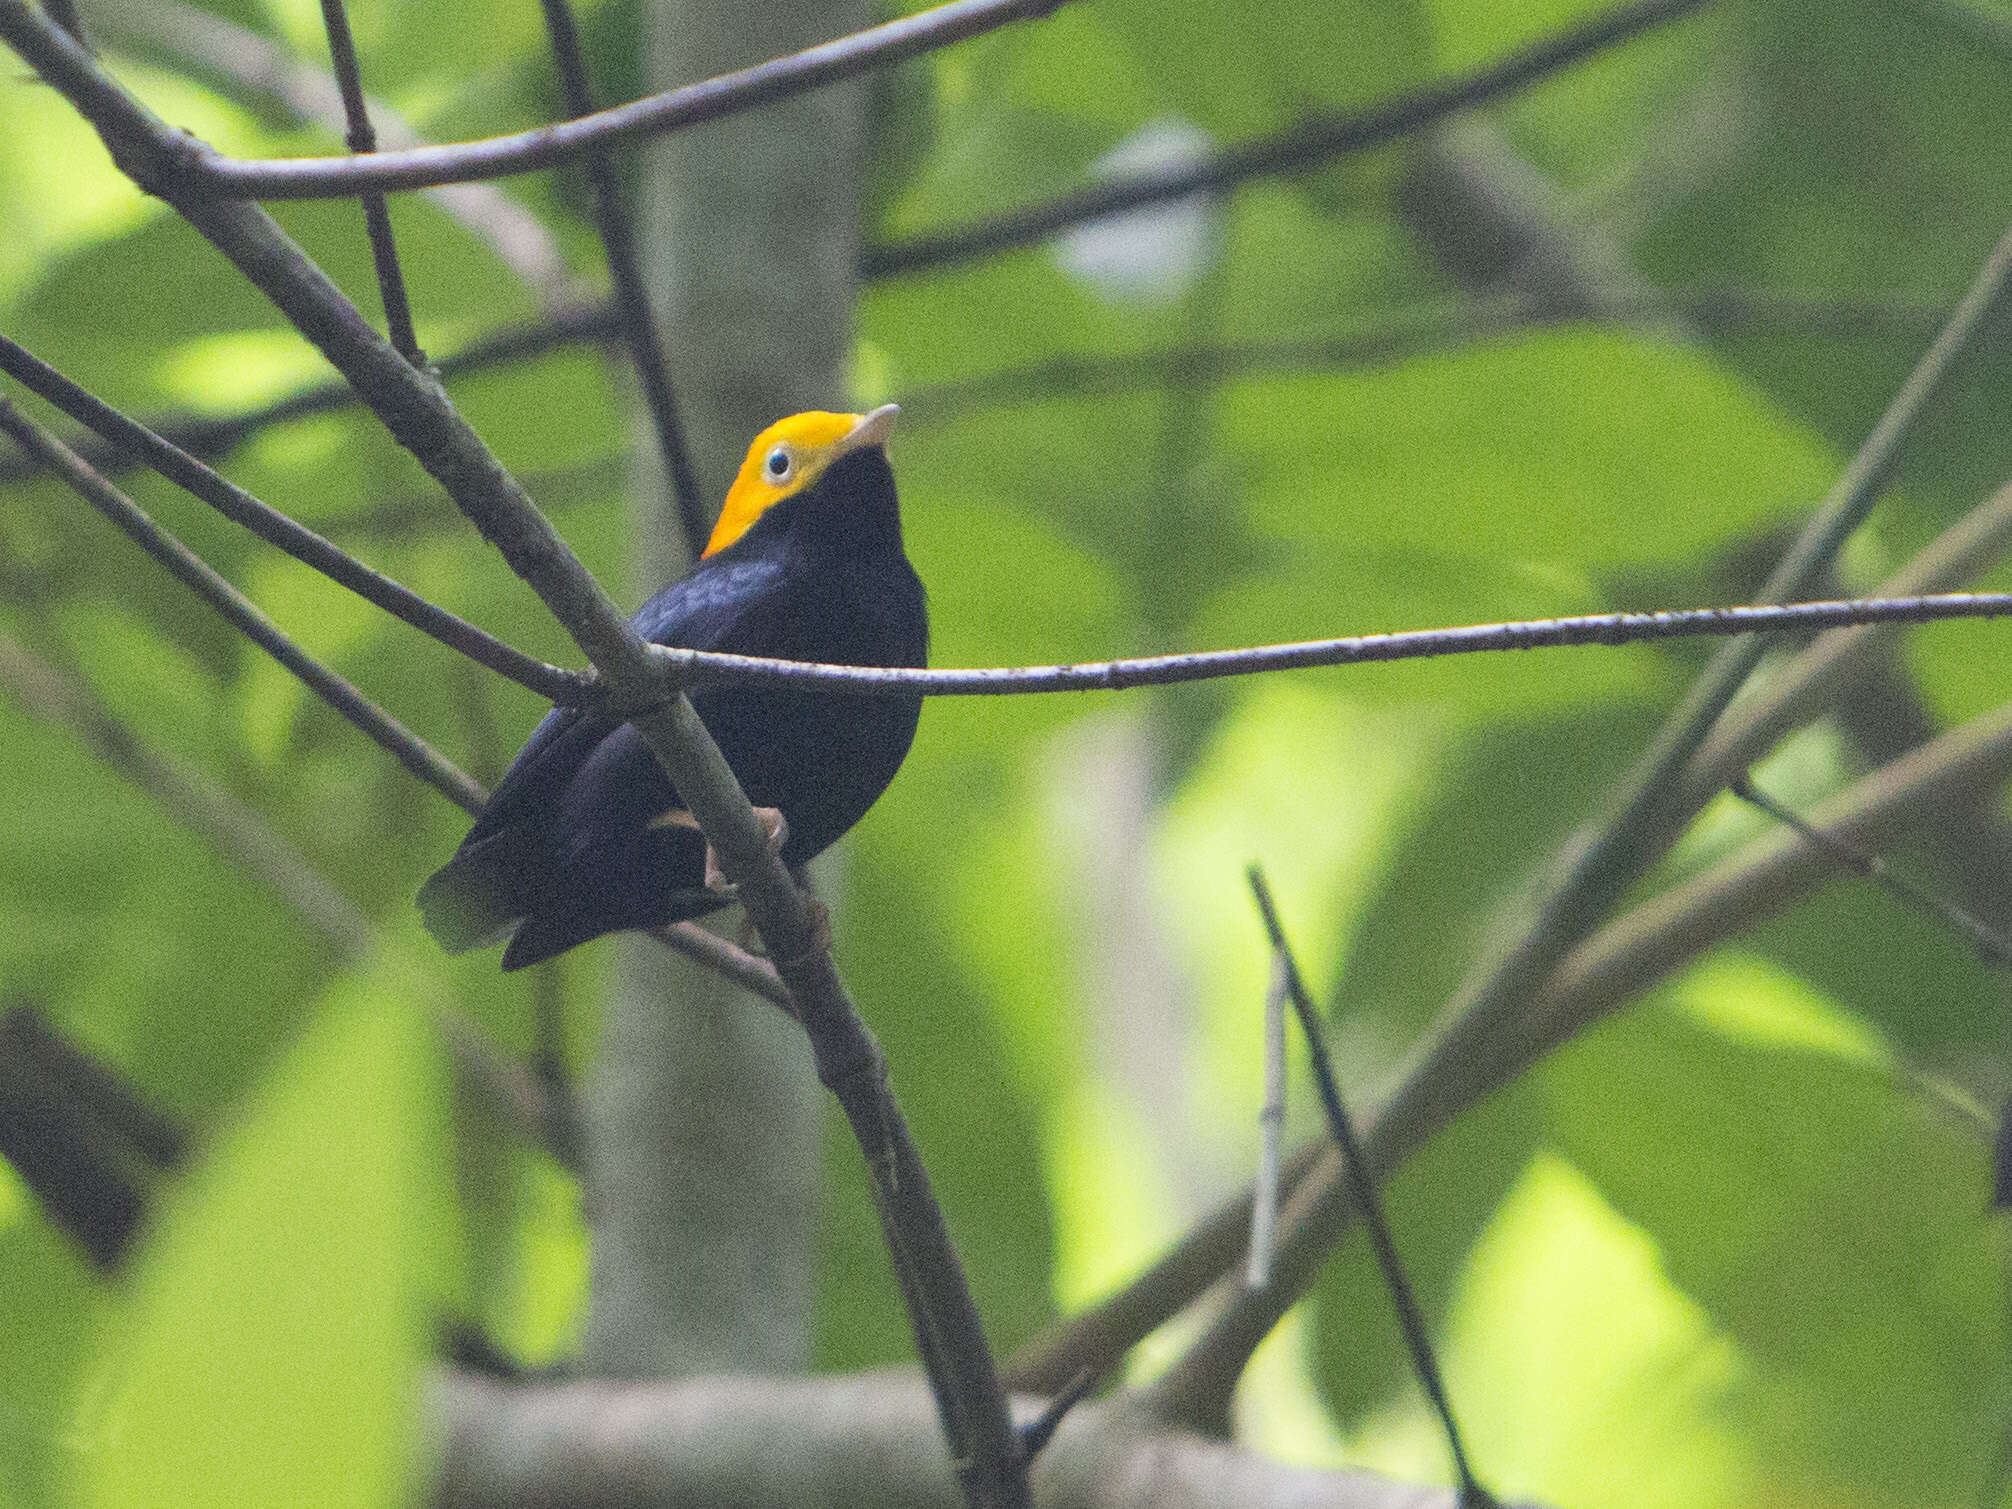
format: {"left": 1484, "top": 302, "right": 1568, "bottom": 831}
{"left": 419, "top": 558, "right": 793, "bottom": 955}
{"left": 630, "top": 557, "right": 791, "bottom": 653}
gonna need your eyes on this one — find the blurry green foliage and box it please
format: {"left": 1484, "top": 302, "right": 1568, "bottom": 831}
{"left": 3, "top": 0, "right": 2011, "bottom": 1505}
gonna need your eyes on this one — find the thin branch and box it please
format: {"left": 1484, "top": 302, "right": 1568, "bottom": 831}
{"left": 898, "top": 289, "right": 1946, "bottom": 424}
{"left": 0, "top": 394, "right": 489, "bottom": 816}
{"left": 1146, "top": 212, "right": 2012, "bottom": 1427}
{"left": 0, "top": 304, "right": 620, "bottom": 486}
{"left": 0, "top": 9, "right": 1026, "bottom": 1500}
{"left": 43, "top": 0, "right": 80, "bottom": 44}
{"left": 1150, "top": 700, "right": 2012, "bottom": 1432}
{"left": 643, "top": 592, "right": 2012, "bottom": 697}
{"left": 536, "top": 0, "right": 707, "bottom": 557}
{"left": 0, "top": 332, "right": 586, "bottom": 705}
{"left": 315, "top": 0, "right": 424, "bottom": 364}
{"left": 648, "top": 922, "right": 793, "bottom": 1014}
{"left": 860, "top": 0, "right": 1714, "bottom": 281}
{"left": 82, "top": 0, "right": 571, "bottom": 298}
{"left": 1007, "top": 474, "right": 2012, "bottom": 1397}
{"left": 1014, "top": 1366, "right": 1095, "bottom": 1465}
{"left": 1245, "top": 950, "right": 1287, "bottom": 1290}
{"left": 1, "top": 289, "right": 1932, "bottom": 490}
{"left": 1529, "top": 704, "right": 2012, "bottom": 1052}
{"left": 0, "top": 631, "right": 372, "bottom": 957}
{"left": 1678, "top": 478, "right": 2012, "bottom": 811}
{"left": 106, "top": 0, "right": 1073, "bottom": 199}
{"left": 1730, "top": 774, "right": 2012, "bottom": 968}
{"left": 1245, "top": 869, "right": 1492, "bottom": 1507}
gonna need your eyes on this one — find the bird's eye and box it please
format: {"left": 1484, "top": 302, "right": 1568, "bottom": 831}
{"left": 765, "top": 446, "right": 794, "bottom": 481}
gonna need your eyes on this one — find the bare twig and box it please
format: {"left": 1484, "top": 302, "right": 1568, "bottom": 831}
{"left": 640, "top": 592, "right": 2012, "bottom": 697}
{"left": 1015, "top": 1366, "right": 1096, "bottom": 1465}
{"left": 3, "top": 290, "right": 1933, "bottom": 489}
{"left": 0, "top": 334, "right": 585, "bottom": 705}
{"left": 1730, "top": 774, "right": 2012, "bottom": 968}
{"left": 107, "top": 0, "right": 1072, "bottom": 198}
{"left": 315, "top": 0, "right": 424, "bottom": 364}
{"left": 0, "top": 395, "right": 489, "bottom": 816}
{"left": 1245, "top": 950, "right": 1288, "bottom": 1291}
{"left": 1678, "top": 479, "right": 2012, "bottom": 810}
{"left": 1243, "top": 870, "right": 1492, "bottom": 1506}
{"left": 536, "top": 0, "right": 707, "bottom": 556}
{"left": 0, "top": 632, "right": 372, "bottom": 957}
{"left": 648, "top": 922, "right": 793, "bottom": 1013}
{"left": 861, "top": 0, "right": 1713, "bottom": 280}
{"left": 1007, "top": 476, "right": 2012, "bottom": 1398}
{"left": 0, "top": 9, "right": 1026, "bottom": 1500}
{"left": 1146, "top": 213, "right": 2012, "bottom": 1429}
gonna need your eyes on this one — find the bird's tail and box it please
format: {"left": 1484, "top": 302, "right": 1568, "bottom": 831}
{"left": 416, "top": 831, "right": 534, "bottom": 954}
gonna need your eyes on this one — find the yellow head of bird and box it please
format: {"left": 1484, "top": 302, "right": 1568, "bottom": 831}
{"left": 703, "top": 405, "right": 900, "bottom": 558}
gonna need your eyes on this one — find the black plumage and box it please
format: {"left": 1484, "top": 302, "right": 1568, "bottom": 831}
{"left": 419, "top": 428, "right": 926, "bottom": 970}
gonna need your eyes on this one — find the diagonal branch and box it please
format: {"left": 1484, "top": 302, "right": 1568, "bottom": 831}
{"left": 80, "top": 0, "right": 1073, "bottom": 199}
{"left": 1143, "top": 214, "right": 2012, "bottom": 1426}
{"left": 0, "top": 8, "right": 1026, "bottom": 1502}
{"left": 1145, "top": 695, "right": 2012, "bottom": 1429}
{"left": 861, "top": 0, "right": 1714, "bottom": 280}
{"left": 0, "top": 394, "right": 488, "bottom": 816}
{"left": 536, "top": 0, "right": 707, "bottom": 556}
{"left": 1676, "top": 478, "right": 2012, "bottom": 809}
{"left": 0, "top": 632, "right": 371, "bottom": 958}
{"left": 314, "top": 0, "right": 423, "bottom": 363}
{"left": 1246, "top": 870, "right": 1491, "bottom": 1504}
{"left": 79, "top": 0, "right": 571, "bottom": 297}
{"left": 0, "top": 333, "right": 584, "bottom": 705}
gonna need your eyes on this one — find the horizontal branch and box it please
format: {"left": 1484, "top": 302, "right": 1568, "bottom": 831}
{"left": 152, "top": 0, "right": 1069, "bottom": 199}
{"left": 7, "top": 288, "right": 1931, "bottom": 496}
{"left": 438, "top": 1370, "right": 1479, "bottom": 1509}
{"left": 652, "top": 591, "right": 2012, "bottom": 698}
{"left": 861, "top": 0, "right": 1712, "bottom": 280}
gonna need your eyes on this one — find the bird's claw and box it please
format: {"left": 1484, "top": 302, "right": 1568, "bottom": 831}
{"left": 703, "top": 807, "right": 789, "bottom": 895}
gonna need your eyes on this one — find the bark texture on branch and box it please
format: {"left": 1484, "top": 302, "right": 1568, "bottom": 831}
{"left": 436, "top": 1372, "right": 1473, "bottom": 1509}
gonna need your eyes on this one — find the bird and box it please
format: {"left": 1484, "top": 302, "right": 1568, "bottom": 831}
{"left": 418, "top": 404, "right": 926, "bottom": 970}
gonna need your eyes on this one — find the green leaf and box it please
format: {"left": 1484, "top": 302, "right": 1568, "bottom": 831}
{"left": 80, "top": 968, "right": 445, "bottom": 1509}
{"left": 1222, "top": 328, "right": 1839, "bottom": 569}
{"left": 1542, "top": 962, "right": 2008, "bottom": 1503}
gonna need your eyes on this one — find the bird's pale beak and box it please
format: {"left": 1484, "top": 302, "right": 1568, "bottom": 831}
{"left": 836, "top": 403, "right": 899, "bottom": 455}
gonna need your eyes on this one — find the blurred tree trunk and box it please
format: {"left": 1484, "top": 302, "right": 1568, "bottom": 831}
{"left": 580, "top": 0, "right": 868, "bottom": 1377}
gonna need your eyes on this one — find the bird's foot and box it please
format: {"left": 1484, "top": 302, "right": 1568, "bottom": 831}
{"left": 702, "top": 807, "right": 789, "bottom": 895}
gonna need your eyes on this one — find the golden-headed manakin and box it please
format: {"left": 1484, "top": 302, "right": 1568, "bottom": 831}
{"left": 419, "top": 405, "right": 926, "bottom": 969}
